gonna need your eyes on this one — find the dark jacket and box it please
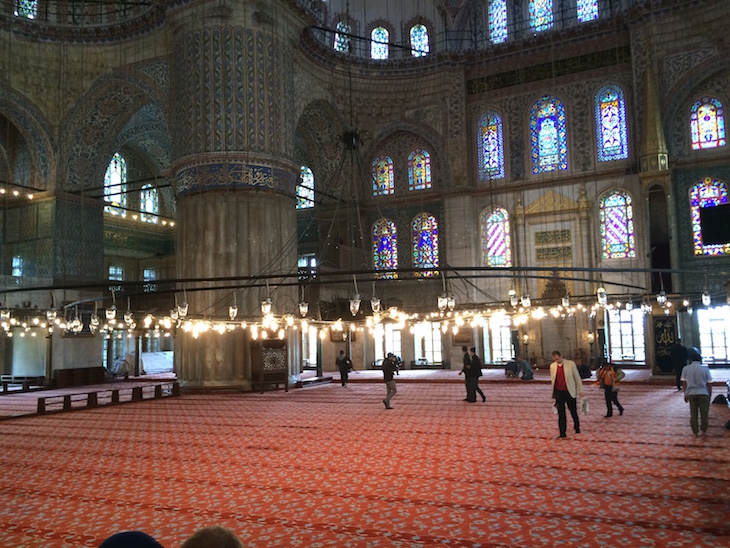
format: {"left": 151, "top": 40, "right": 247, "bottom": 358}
{"left": 469, "top": 354, "right": 483, "bottom": 378}
{"left": 383, "top": 358, "right": 397, "bottom": 382}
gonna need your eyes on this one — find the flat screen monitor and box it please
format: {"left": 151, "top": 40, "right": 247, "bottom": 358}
{"left": 699, "top": 204, "right": 730, "bottom": 245}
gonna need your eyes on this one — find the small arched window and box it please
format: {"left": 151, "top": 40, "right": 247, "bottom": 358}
{"left": 334, "top": 21, "right": 351, "bottom": 53}
{"left": 530, "top": 95, "right": 568, "bottom": 174}
{"left": 297, "top": 166, "right": 315, "bottom": 209}
{"left": 577, "top": 0, "right": 599, "bottom": 22}
{"left": 140, "top": 184, "right": 159, "bottom": 224}
{"left": 412, "top": 213, "right": 439, "bottom": 277}
{"left": 691, "top": 177, "right": 730, "bottom": 256}
{"left": 690, "top": 97, "right": 726, "bottom": 150}
{"left": 104, "top": 153, "right": 127, "bottom": 217}
{"left": 410, "top": 24, "right": 429, "bottom": 57}
{"left": 595, "top": 85, "right": 629, "bottom": 162}
{"left": 489, "top": 0, "right": 508, "bottom": 44}
{"left": 373, "top": 218, "right": 398, "bottom": 279}
{"left": 372, "top": 156, "right": 394, "bottom": 196}
{"left": 529, "top": 0, "right": 553, "bottom": 32}
{"left": 371, "top": 27, "right": 389, "bottom": 60}
{"left": 600, "top": 190, "right": 635, "bottom": 259}
{"left": 480, "top": 208, "right": 512, "bottom": 267}
{"left": 478, "top": 111, "right": 505, "bottom": 180}
{"left": 408, "top": 149, "right": 431, "bottom": 191}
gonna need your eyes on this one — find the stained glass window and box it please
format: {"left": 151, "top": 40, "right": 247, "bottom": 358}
{"left": 600, "top": 190, "right": 635, "bottom": 259}
{"left": 297, "top": 166, "right": 315, "bottom": 209}
{"left": 372, "top": 156, "right": 394, "bottom": 196}
{"left": 14, "top": 0, "right": 37, "bottom": 19}
{"left": 691, "top": 97, "right": 726, "bottom": 150}
{"left": 530, "top": 95, "right": 568, "bottom": 174}
{"left": 477, "top": 111, "right": 505, "bottom": 180}
{"left": 595, "top": 85, "right": 629, "bottom": 162}
{"left": 480, "top": 208, "right": 512, "bottom": 267}
{"left": 11, "top": 256, "right": 23, "bottom": 277}
{"left": 104, "top": 153, "right": 127, "bottom": 216}
{"left": 577, "top": 0, "right": 599, "bottom": 22}
{"left": 143, "top": 267, "right": 157, "bottom": 293}
{"left": 489, "top": 0, "right": 508, "bottom": 44}
{"left": 410, "top": 24, "right": 429, "bottom": 57}
{"left": 691, "top": 177, "right": 730, "bottom": 256}
{"left": 373, "top": 218, "right": 398, "bottom": 279}
{"left": 412, "top": 213, "right": 439, "bottom": 277}
{"left": 371, "top": 27, "right": 389, "bottom": 59}
{"left": 408, "top": 149, "right": 431, "bottom": 191}
{"left": 140, "top": 184, "right": 159, "bottom": 224}
{"left": 334, "top": 21, "right": 351, "bottom": 53}
{"left": 529, "top": 0, "right": 553, "bottom": 32}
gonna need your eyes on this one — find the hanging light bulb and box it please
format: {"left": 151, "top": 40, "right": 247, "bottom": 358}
{"left": 298, "top": 301, "right": 309, "bottom": 317}
{"left": 46, "top": 309, "right": 57, "bottom": 323}
{"left": 349, "top": 293, "right": 361, "bottom": 316}
{"left": 0, "top": 308, "right": 10, "bottom": 322}
{"left": 596, "top": 286, "right": 607, "bottom": 306}
{"left": 437, "top": 294, "right": 448, "bottom": 312}
{"left": 561, "top": 293, "right": 570, "bottom": 308}
{"left": 170, "top": 308, "right": 178, "bottom": 321}
{"left": 447, "top": 296, "right": 456, "bottom": 311}
{"left": 228, "top": 304, "right": 238, "bottom": 320}
{"left": 124, "top": 311, "right": 134, "bottom": 326}
{"left": 701, "top": 291, "right": 711, "bottom": 307}
{"left": 521, "top": 294, "right": 531, "bottom": 308}
{"left": 625, "top": 300, "right": 633, "bottom": 311}
{"left": 178, "top": 302, "right": 188, "bottom": 318}
{"left": 261, "top": 297, "right": 272, "bottom": 316}
{"left": 656, "top": 291, "right": 667, "bottom": 305}
{"left": 370, "top": 296, "right": 381, "bottom": 313}
{"left": 509, "top": 289, "right": 519, "bottom": 307}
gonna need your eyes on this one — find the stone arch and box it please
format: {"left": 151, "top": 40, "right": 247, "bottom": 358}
{"left": 60, "top": 66, "right": 170, "bottom": 193}
{"left": 294, "top": 99, "right": 349, "bottom": 203}
{"left": 0, "top": 85, "right": 56, "bottom": 190}
{"left": 363, "top": 119, "right": 451, "bottom": 194}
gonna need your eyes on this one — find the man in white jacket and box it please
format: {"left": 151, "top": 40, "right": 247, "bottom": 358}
{"left": 550, "top": 350, "right": 584, "bottom": 439}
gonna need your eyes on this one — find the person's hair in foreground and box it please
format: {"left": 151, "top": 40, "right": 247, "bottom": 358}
{"left": 182, "top": 525, "right": 245, "bottom": 548}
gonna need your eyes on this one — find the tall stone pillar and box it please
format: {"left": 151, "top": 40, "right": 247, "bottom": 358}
{"left": 169, "top": 5, "right": 299, "bottom": 388}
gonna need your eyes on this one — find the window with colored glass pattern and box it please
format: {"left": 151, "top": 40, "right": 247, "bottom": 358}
{"left": 480, "top": 208, "right": 512, "bottom": 267}
{"left": 690, "top": 97, "right": 726, "bottom": 150}
{"left": 373, "top": 218, "right": 398, "bottom": 279}
{"left": 529, "top": 0, "right": 553, "bottom": 32}
{"left": 691, "top": 177, "right": 730, "bottom": 256}
{"left": 372, "top": 156, "right": 394, "bottom": 196}
{"left": 489, "top": 0, "right": 508, "bottom": 44}
{"left": 595, "top": 84, "right": 629, "bottom": 161}
{"left": 412, "top": 213, "right": 438, "bottom": 277}
{"left": 104, "top": 153, "right": 127, "bottom": 216}
{"left": 371, "top": 27, "right": 389, "bottom": 59}
{"left": 530, "top": 95, "right": 568, "bottom": 174}
{"left": 600, "top": 190, "right": 635, "bottom": 259}
{"left": 410, "top": 24, "right": 429, "bottom": 56}
{"left": 334, "top": 21, "right": 351, "bottom": 52}
{"left": 297, "top": 166, "right": 315, "bottom": 209}
{"left": 577, "top": 0, "right": 599, "bottom": 22}
{"left": 477, "top": 111, "right": 505, "bottom": 180}
{"left": 408, "top": 148, "right": 431, "bottom": 191}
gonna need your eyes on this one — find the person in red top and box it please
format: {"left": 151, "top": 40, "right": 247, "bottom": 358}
{"left": 549, "top": 350, "right": 584, "bottom": 439}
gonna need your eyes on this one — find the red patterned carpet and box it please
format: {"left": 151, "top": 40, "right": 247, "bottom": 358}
{"left": 0, "top": 381, "right": 728, "bottom": 547}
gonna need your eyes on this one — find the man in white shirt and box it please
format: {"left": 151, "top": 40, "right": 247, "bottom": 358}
{"left": 681, "top": 347, "right": 712, "bottom": 436}
{"left": 549, "top": 350, "right": 584, "bottom": 439}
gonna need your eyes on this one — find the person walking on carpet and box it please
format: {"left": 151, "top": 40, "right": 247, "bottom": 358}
{"left": 458, "top": 345, "right": 471, "bottom": 400}
{"left": 468, "top": 347, "right": 486, "bottom": 403}
{"left": 596, "top": 361, "right": 624, "bottom": 417}
{"left": 671, "top": 339, "right": 689, "bottom": 391}
{"left": 681, "top": 347, "right": 712, "bottom": 436}
{"left": 336, "top": 350, "right": 352, "bottom": 387}
{"left": 550, "top": 350, "right": 584, "bottom": 438}
{"left": 382, "top": 353, "right": 398, "bottom": 409}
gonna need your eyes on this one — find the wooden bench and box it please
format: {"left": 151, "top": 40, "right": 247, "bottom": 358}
{"left": 1, "top": 375, "right": 45, "bottom": 392}
{"left": 37, "top": 381, "right": 180, "bottom": 415}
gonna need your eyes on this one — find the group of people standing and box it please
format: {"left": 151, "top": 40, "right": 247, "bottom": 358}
{"left": 460, "top": 346, "right": 486, "bottom": 402}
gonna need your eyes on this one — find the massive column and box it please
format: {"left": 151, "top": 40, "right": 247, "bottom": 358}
{"left": 169, "top": 4, "right": 299, "bottom": 388}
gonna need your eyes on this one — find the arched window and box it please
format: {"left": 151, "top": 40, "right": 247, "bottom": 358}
{"left": 477, "top": 111, "right": 505, "bottom": 180}
{"left": 371, "top": 27, "right": 389, "bottom": 60}
{"left": 530, "top": 95, "right": 568, "bottom": 174}
{"left": 577, "top": 0, "right": 599, "bottom": 22}
{"left": 410, "top": 24, "right": 429, "bottom": 57}
{"left": 14, "top": 0, "right": 37, "bottom": 18}
{"left": 297, "top": 166, "right": 315, "bottom": 209}
{"left": 595, "top": 85, "right": 629, "bottom": 162}
{"left": 373, "top": 218, "right": 398, "bottom": 279}
{"left": 480, "top": 208, "right": 512, "bottom": 267}
{"left": 489, "top": 0, "right": 508, "bottom": 44}
{"left": 600, "top": 190, "right": 635, "bottom": 259}
{"left": 408, "top": 149, "right": 431, "bottom": 191}
{"left": 372, "top": 156, "right": 394, "bottom": 196}
{"left": 691, "top": 177, "right": 730, "bottom": 256}
{"left": 690, "top": 97, "right": 726, "bottom": 150}
{"left": 140, "top": 184, "right": 159, "bottom": 224}
{"left": 529, "top": 0, "right": 553, "bottom": 32}
{"left": 104, "top": 153, "right": 127, "bottom": 216}
{"left": 412, "top": 213, "right": 439, "bottom": 277}
{"left": 334, "top": 21, "right": 351, "bottom": 53}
